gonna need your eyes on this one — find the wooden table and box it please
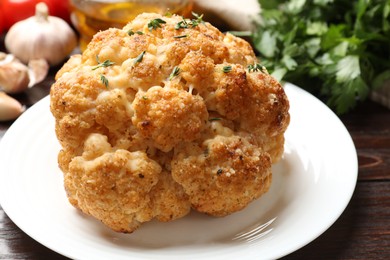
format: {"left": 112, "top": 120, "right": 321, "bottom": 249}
{"left": 1, "top": 44, "right": 389, "bottom": 260}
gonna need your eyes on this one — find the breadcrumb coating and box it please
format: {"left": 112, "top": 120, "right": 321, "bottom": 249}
{"left": 132, "top": 84, "right": 208, "bottom": 152}
{"left": 172, "top": 135, "right": 272, "bottom": 217}
{"left": 50, "top": 12, "right": 290, "bottom": 233}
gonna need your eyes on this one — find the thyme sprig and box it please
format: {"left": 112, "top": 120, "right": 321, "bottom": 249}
{"left": 191, "top": 12, "right": 204, "bottom": 26}
{"left": 92, "top": 56, "right": 115, "bottom": 70}
{"left": 148, "top": 18, "right": 166, "bottom": 31}
{"left": 175, "top": 12, "right": 204, "bottom": 30}
{"left": 175, "top": 19, "right": 188, "bottom": 30}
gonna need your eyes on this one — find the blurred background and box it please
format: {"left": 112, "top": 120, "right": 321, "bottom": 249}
{"left": 1, "top": 0, "right": 389, "bottom": 116}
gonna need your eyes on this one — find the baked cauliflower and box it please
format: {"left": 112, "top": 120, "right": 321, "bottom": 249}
{"left": 50, "top": 13, "right": 290, "bottom": 233}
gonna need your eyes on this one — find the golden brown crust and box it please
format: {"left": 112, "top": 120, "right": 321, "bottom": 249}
{"left": 132, "top": 85, "right": 208, "bottom": 152}
{"left": 66, "top": 134, "right": 161, "bottom": 233}
{"left": 50, "top": 12, "right": 290, "bottom": 233}
{"left": 149, "top": 170, "right": 191, "bottom": 222}
{"left": 171, "top": 136, "right": 272, "bottom": 216}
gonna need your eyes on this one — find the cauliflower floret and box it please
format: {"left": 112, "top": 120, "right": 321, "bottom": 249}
{"left": 207, "top": 64, "right": 247, "bottom": 120}
{"left": 240, "top": 72, "right": 290, "bottom": 162}
{"left": 132, "top": 84, "right": 208, "bottom": 152}
{"left": 50, "top": 12, "right": 290, "bottom": 233}
{"left": 66, "top": 133, "right": 191, "bottom": 232}
{"left": 150, "top": 170, "right": 191, "bottom": 222}
{"left": 66, "top": 134, "right": 161, "bottom": 232}
{"left": 172, "top": 135, "right": 271, "bottom": 216}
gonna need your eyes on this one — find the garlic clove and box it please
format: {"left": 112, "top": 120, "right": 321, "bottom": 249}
{"left": 0, "top": 52, "right": 7, "bottom": 61}
{"left": 0, "top": 52, "right": 17, "bottom": 65}
{"left": 0, "top": 92, "right": 25, "bottom": 121}
{"left": 0, "top": 53, "right": 50, "bottom": 92}
{"left": 0, "top": 61, "right": 30, "bottom": 94}
{"left": 28, "top": 59, "right": 49, "bottom": 87}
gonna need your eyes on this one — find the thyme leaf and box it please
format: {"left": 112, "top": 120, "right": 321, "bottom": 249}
{"left": 190, "top": 12, "right": 204, "bottom": 26}
{"left": 175, "top": 19, "right": 189, "bottom": 30}
{"left": 169, "top": 66, "right": 181, "bottom": 80}
{"left": 127, "top": 29, "right": 143, "bottom": 36}
{"left": 173, "top": 34, "right": 188, "bottom": 39}
{"left": 100, "top": 74, "right": 109, "bottom": 88}
{"left": 247, "top": 63, "right": 267, "bottom": 73}
{"left": 148, "top": 18, "right": 166, "bottom": 31}
{"left": 222, "top": 66, "right": 232, "bottom": 73}
{"left": 134, "top": 51, "right": 146, "bottom": 64}
{"left": 175, "top": 12, "right": 204, "bottom": 30}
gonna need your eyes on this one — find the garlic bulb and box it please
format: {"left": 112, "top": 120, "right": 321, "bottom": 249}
{"left": 5, "top": 2, "right": 77, "bottom": 66}
{"left": 0, "top": 92, "right": 25, "bottom": 121}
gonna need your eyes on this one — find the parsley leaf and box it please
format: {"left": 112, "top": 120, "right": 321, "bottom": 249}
{"left": 252, "top": 0, "right": 390, "bottom": 114}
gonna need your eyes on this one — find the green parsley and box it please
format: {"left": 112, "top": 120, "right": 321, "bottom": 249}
{"left": 222, "top": 66, "right": 232, "bottom": 73}
{"left": 134, "top": 51, "right": 146, "bottom": 64}
{"left": 92, "top": 56, "right": 115, "bottom": 70}
{"left": 147, "top": 18, "right": 166, "bottom": 31}
{"left": 209, "top": 117, "right": 221, "bottom": 121}
{"left": 169, "top": 66, "right": 181, "bottom": 80}
{"left": 252, "top": 0, "right": 390, "bottom": 114}
{"left": 100, "top": 74, "right": 109, "bottom": 88}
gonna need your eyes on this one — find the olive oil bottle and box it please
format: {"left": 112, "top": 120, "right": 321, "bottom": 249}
{"left": 70, "top": 0, "right": 193, "bottom": 51}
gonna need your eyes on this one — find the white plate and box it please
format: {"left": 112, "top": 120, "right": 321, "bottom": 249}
{"left": 0, "top": 83, "right": 357, "bottom": 260}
